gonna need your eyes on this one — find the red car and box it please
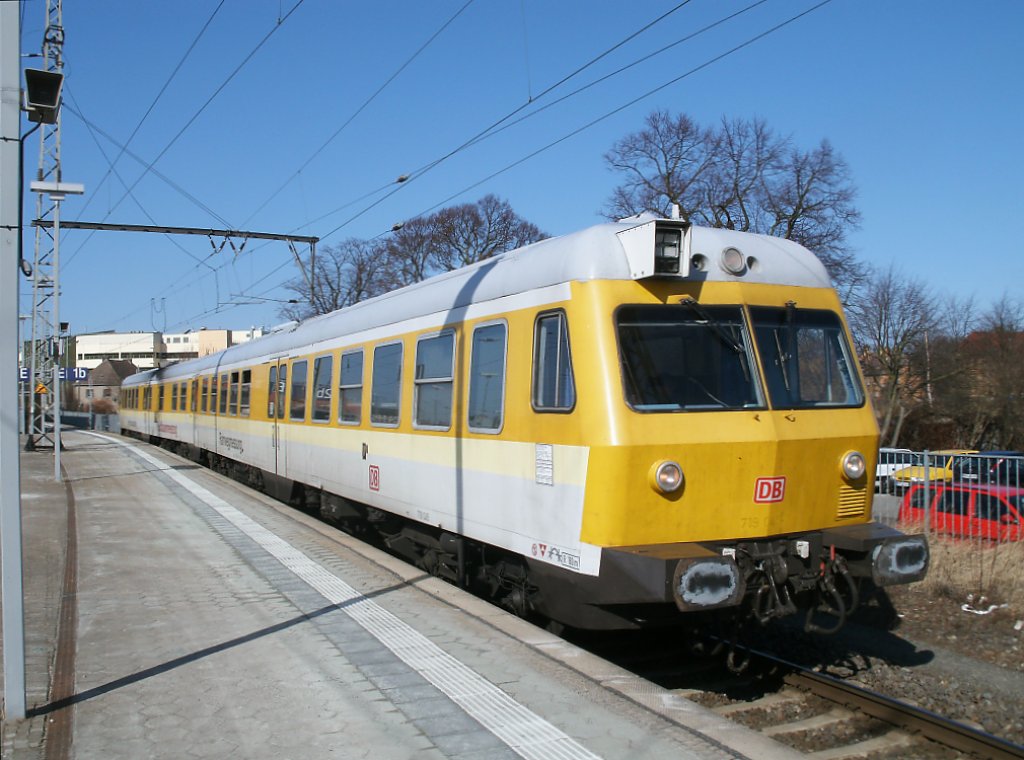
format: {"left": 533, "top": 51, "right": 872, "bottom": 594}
{"left": 899, "top": 483, "right": 1024, "bottom": 541}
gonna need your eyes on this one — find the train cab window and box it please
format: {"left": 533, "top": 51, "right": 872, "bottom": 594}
{"left": 468, "top": 322, "right": 507, "bottom": 433}
{"left": 533, "top": 311, "right": 575, "bottom": 411}
{"left": 339, "top": 350, "right": 363, "bottom": 425}
{"left": 219, "top": 374, "right": 229, "bottom": 414}
{"left": 414, "top": 332, "right": 455, "bottom": 430}
{"left": 750, "top": 307, "right": 863, "bottom": 410}
{"left": 371, "top": 342, "right": 402, "bottom": 427}
{"left": 240, "top": 370, "right": 251, "bottom": 417}
{"left": 290, "top": 360, "right": 308, "bottom": 421}
{"left": 201, "top": 377, "right": 209, "bottom": 413}
{"left": 229, "top": 371, "right": 240, "bottom": 415}
{"left": 311, "top": 356, "right": 333, "bottom": 423}
{"left": 617, "top": 304, "right": 762, "bottom": 412}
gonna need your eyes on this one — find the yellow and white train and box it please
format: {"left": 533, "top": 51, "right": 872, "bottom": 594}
{"left": 121, "top": 216, "right": 928, "bottom": 631}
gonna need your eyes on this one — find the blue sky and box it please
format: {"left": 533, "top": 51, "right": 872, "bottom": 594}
{"left": 18, "top": 0, "right": 1024, "bottom": 336}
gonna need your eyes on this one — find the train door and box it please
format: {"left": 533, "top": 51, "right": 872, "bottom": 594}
{"left": 154, "top": 382, "right": 164, "bottom": 433}
{"left": 266, "top": 359, "right": 287, "bottom": 475}
{"left": 190, "top": 377, "right": 199, "bottom": 447}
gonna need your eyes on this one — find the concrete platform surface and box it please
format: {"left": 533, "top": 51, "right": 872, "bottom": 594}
{"left": 1, "top": 431, "right": 801, "bottom": 759}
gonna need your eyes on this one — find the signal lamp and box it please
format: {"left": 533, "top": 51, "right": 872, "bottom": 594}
{"left": 654, "top": 228, "right": 682, "bottom": 274}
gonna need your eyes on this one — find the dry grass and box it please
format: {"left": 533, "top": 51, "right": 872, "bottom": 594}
{"left": 919, "top": 536, "right": 1024, "bottom": 609}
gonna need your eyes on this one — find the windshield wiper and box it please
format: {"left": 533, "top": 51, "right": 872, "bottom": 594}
{"left": 678, "top": 297, "right": 745, "bottom": 355}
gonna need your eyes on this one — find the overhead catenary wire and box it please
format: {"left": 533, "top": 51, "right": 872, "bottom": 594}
{"left": 62, "top": 90, "right": 220, "bottom": 270}
{"left": 320, "top": 0, "right": 832, "bottom": 243}
{"left": 68, "top": 0, "right": 309, "bottom": 263}
{"left": 74, "top": 0, "right": 228, "bottom": 221}
{"left": 241, "top": 0, "right": 478, "bottom": 228}
{"left": 400, "top": 0, "right": 837, "bottom": 224}
{"left": 167, "top": 0, "right": 836, "bottom": 330}
{"left": 287, "top": 0, "right": 702, "bottom": 240}
{"left": 96, "top": 0, "right": 700, "bottom": 331}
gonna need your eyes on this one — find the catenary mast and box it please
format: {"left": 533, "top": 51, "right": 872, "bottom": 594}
{"left": 24, "top": 0, "right": 65, "bottom": 450}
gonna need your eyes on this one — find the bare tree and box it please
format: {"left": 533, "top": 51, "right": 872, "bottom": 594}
{"left": 962, "top": 296, "right": 1024, "bottom": 448}
{"left": 387, "top": 194, "right": 546, "bottom": 277}
{"left": 431, "top": 195, "right": 545, "bottom": 271}
{"left": 282, "top": 196, "right": 546, "bottom": 319}
{"left": 603, "top": 111, "right": 862, "bottom": 285}
{"left": 602, "top": 110, "right": 716, "bottom": 223}
{"left": 280, "top": 238, "right": 395, "bottom": 320}
{"left": 847, "top": 266, "right": 936, "bottom": 445}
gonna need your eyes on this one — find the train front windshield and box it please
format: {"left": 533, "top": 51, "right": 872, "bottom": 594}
{"left": 750, "top": 306, "right": 863, "bottom": 409}
{"left": 617, "top": 305, "right": 764, "bottom": 411}
{"left": 616, "top": 304, "right": 864, "bottom": 412}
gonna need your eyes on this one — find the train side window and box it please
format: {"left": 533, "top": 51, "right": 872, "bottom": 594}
{"left": 468, "top": 322, "right": 507, "bottom": 433}
{"left": 414, "top": 332, "right": 455, "bottom": 430}
{"left": 209, "top": 376, "right": 217, "bottom": 414}
{"left": 219, "top": 374, "right": 229, "bottom": 414}
{"left": 339, "top": 350, "right": 363, "bottom": 425}
{"left": 180, "top": 382, "right": 187, "bottom": 411}
{"left": 267, "top": 366, "right": 277, "bottom": 417}
{"left": 371, "top": 342, "right": 403, "bottom": 427}
{"left": 532, "top": 311, "right": 576, "bottom": 412}
{"left": 191, "top": 380, "right": 198, "bottom": 412}
{"left": 239, "top": 370, "right": 251, "bottom": 416}
{"left": 158, "top": 384, "right": 165, "bottom": 411}
{"left": 229, "top": 371, "right": 240, "bottom": 415}
{"left": 172, "top": 382, "right": 179, "bottom": 411}
{"left": 277, "top": 365, "right": 287, "bottom": 418}
{"left": 201, "top": 377, "right": 209, "bottom": 413}
{"left": 290, "top": 360, "right": 308, "bottom": 421}
{"left": 312, "top": 356, "right": 333, "bottom": 423}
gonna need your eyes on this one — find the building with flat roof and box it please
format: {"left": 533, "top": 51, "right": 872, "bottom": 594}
{"left": 74, "top": 327, "right": 264, "bottom": 370}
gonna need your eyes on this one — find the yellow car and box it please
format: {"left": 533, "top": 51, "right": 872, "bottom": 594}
{"left": 889, "top": 449, "right": 979, "bottom": 492}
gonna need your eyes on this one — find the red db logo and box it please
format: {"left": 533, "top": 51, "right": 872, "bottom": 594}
{"left": 368, "top": 465, "right": 380, "bottom": 492}
{"left": 754, "top": 477, "right": 786, "bottom": 503}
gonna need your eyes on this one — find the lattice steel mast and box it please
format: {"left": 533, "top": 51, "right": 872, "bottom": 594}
{"left": 25, "top": 0, "right": 64, "bottom": 450}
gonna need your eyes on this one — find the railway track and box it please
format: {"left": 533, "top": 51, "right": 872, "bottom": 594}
{"left": 575, "top": 632, "right": 1024, "bottom": 759}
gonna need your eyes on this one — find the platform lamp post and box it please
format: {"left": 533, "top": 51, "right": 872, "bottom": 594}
{"left": 29, "top": 180, "right": 83, "bottom": 482}
{"left": 2, "top": 4, "right": 65, "bottom": 722}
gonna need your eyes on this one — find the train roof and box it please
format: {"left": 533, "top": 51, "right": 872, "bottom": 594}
{"left": 124, "top": 218, "right": 831, "bottom": 386}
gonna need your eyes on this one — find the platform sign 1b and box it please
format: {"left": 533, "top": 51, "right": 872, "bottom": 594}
{"left": 18, "top": 366, "right": 88, "bottom": 381}
{"left": 59, "top": 367, "right": 88, "bottom": 381}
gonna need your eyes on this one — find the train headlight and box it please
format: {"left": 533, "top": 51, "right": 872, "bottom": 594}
{"left": 720, "top": 246, "right": 746, "bottom": 275}
{"left": 841, "top": 450, "right": 866, "bottom": 481}
{"left": 650, "top": 460, "right": 684, "bottom": 494}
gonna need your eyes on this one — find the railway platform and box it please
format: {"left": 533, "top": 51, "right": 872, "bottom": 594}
{"left": 1, "top": 430, "right": 801, "bottom": 759}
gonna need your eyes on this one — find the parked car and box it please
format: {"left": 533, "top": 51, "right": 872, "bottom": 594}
{"left": 875, "top": 448, "right": 918, "bottom": 492}
{"left": 899, "top": 482, "right": 1024, "bottom": 541}
{"left": 952, "top": 451, "right": 1024, "bottom": 487}
{"left": 889, "top": 449, "right": 978, "bottom": 492}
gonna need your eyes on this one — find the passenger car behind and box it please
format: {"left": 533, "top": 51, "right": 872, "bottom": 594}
{"left": 899, "top": 482, "right": 1024, "bottom": 541}
{"left": 889, "top": 449, "right": 978, "bottom": 492}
